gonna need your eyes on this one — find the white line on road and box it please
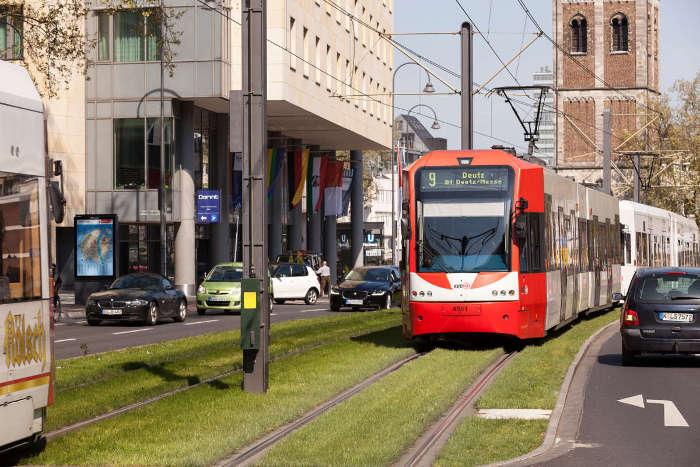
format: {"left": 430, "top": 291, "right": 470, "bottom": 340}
{"left": 76, "top": 320, "right": 87, "bottom": 324}
{"left": 112, "top": 328, "right": 153, "bottom": 335}
{"left": 54, "top": 338, "right": 77, "bottom": 343}
{"left": 184, "top": 319, "right": 219, "bottom": 326}
{"left": 55, "top": 323, "right": 66, "bottom": 326}
{"left": 270, "top": 313, "right": 278, "bottom": 316}
{"left": 301, "top": 308, "right": 327, "bottom": 313}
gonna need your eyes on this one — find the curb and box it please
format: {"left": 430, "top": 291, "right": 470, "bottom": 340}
{"left": 490, "top": 319, "right": 618, "bottom": 467}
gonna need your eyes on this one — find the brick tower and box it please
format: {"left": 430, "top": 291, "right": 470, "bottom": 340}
{"left": 553, "top": 0, "right": 659, "bottom": 185}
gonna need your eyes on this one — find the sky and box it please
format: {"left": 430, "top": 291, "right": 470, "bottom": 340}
{"left": 393, "top": 0, "right": 700, "bottom": 151}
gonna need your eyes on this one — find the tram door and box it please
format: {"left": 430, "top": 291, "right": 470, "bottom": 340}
{"left": 559, "top": 207, "right": 567, "bottom": 322}
{"left": 606, "top": 219, "right": 613, "bottom": 304}
{"left": 592, "top": 216, "right": 601, "bottom": 307}
{"left": 571, "top": 210, "right": 579, "bottom": 315}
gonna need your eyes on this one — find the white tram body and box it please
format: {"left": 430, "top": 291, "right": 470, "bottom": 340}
{"left": 620, "top": 200, "right": 700, "bottom": 295}
{"left": 0, "top": 61, "right": 52, "bottom": 450}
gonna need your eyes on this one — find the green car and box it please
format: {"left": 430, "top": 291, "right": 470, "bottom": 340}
{"left": 196, "top": 262, "right": 243, "bottom": 315}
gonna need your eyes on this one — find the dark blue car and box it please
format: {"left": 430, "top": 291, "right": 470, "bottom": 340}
{"left": 330, "top": 266, "right": 401, "bottom": 311}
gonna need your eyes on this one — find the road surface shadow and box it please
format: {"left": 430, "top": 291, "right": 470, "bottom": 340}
{"left": 598, "top": 353, "right": 700, "bottom": 367}
{"left": 121, "top": 361, "right": 201, "bottom": 386}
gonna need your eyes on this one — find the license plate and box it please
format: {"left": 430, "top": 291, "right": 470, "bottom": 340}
{"left": 659, "top": 312, "right": 693, "bottom": 323}
{"left": 102, "top": 309, "right": 122, "bottom": 315}
{"left": 346, "top": 299, "right": 364, "bottom": 305}
{"left": 208, "top": 296, "right": 229, "bottom": 302}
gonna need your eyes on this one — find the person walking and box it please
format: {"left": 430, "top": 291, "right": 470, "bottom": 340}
{"left": 316, "top": 261, "right": 331, "bottom": 296}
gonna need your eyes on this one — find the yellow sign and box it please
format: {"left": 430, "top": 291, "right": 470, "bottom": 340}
{"left": 243, "top": 292, "right": 257, "bottom": 309}
{"left": 4, "top": 311, "right": 47, "bottom": 368}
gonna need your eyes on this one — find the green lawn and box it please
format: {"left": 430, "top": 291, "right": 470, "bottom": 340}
{"left": 49, "top": 311, "right": 401, "bottom": 431}
{"left": 436, "top": 309, "right": 619, "bottom": 467}
{"left": 259, "top": 347, "right": 502, "bottom": 466}
{"left": 23, "top": 325, "right": 414, "bottom": 466}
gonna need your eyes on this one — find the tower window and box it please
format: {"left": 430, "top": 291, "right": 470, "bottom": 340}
{"left": 611, "top": 14, "right": 628, "bottom": 52}
{"left": 570, "top": 15, "right": 587, "bottom": 54}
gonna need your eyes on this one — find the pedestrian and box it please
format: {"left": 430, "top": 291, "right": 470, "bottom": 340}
{"left": 51, "top": 263, "right": 63, "bottom": 321}
{"left": 316, "top": 260, "right": 331, "bottom": 296}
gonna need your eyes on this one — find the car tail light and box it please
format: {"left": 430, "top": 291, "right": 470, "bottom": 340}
{"left": 622, "top": 308, "right": 640, "bottom": 327}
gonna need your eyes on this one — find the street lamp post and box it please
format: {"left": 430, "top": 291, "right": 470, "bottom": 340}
{"left": 391, "top": 63, "right": 435, "bottom": 265}
{"left": 406, "top": 104, "right": 441, "bottom": 130}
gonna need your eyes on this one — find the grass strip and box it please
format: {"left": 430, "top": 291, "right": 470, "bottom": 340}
{"left": 49, "top": 311, "right": 401, "bottom": 431}
{"left": 435, "top": 309, "right": 618, "bottom": 467}
{"left": 23, "top": 326, "right": 414, "bottom": 466}
{"left": 259, "top": 347, "right": 502, "bottom": 466}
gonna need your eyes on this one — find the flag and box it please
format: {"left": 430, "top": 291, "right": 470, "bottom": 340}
{"left": 324, "top": 160, "right": 344, "bottom": 216}
{"left": 314, "top": 156, "right": 328, "bottom": 213}
{"left": 341, "top": 166, "right": 353, "bottom": 217}
{"left": 291, "top": 149, "right": 310, "bottom": 208}
{"left": 306, "top": 153, "right": 315, "bottom": 218}
{"left": 267, "top": 147, "right": 284, "bottom": 200}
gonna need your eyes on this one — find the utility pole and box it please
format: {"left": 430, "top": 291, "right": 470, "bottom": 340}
{"left": 159, "top": 0, "right": 167, "bottom": 277}
{"left": 633, "top": 153, "right": 641, "bottom": 203}
{"left": 241, "top": 0, "right": 269, "bottom": 393}
{"left": 460, "top": 21, "right": 473, "bottom": 149}
{"left": 602, "top": 109, "right": 611, "bottom": 195}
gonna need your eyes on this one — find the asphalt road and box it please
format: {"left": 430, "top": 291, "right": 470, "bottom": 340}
{"left": 543, "top": 332, "right": 700, "bottom": 467}
{"left": 54, "top": 298, "right": 338, "bottom": 359}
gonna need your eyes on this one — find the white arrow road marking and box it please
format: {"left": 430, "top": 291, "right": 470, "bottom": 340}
{"left": 112, "top": 328, "right": 153, "bottom": 335}
{"left": 184, "top": 319, "right": 219, "bottom": 326}
{"left": 618, "top": 394, "right": 645, "bottom": 408}
{"left": 55, "top": 338, "right": 78, "bottom": 343}
{"left": 646, "top": 400, "right": 690, "bottom": 427}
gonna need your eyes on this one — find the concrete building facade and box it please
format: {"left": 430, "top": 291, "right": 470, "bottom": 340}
{"left": 553, "top": 0, "right": 659, "bottom": 185}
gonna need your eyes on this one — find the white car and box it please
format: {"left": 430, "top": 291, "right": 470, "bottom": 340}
{"left": 271, "top": 263, "right": 321, "bottom": 304}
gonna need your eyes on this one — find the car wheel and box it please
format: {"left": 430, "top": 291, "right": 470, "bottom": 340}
{"left": 274, "top": 298, "right": 286, "bottom": 305}
{"left": 197, "top": 307, "right": 206, "bottom": 316}
{"left": 384, "top": 293, "right": 392, "bottom": 310}
{"left": 145, "top": 302, "right": 158, "bottom": 326}
{"left": 305, "top": 288, "right": 318, "bottom": 305}
{"left": 330, "top": 302, "right": 340, "bottom": 312}
{"left": 87, "top": 318, "right": 101, "bottom": 326}
{"left": 621, "top": 345, "right": 637, "bottom": 366}
{"left": 174, "top": 300, "right": 187, "bottom": 322}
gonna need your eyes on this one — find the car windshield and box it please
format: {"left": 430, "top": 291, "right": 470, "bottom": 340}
{"left": 345, "top": 268, "right": 390, "bottom": 282}
{"left": 636, "top": 273, "right": 700, "bottom": 302}
{"left": 110, "top": 275, "right": 162, "bottom": 290}
{"left": 207, "top": 266, "right": 242, "bottom": 282}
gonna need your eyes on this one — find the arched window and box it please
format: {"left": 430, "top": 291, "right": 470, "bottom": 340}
{"left": 611, "top": 14, "right": 628, "bottom": 52}
{"left": 570, "top": 15, "right": 587, "bottom": 54}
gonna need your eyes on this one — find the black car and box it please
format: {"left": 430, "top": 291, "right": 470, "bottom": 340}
{"left": 330, "top": 266, "right": 401, "bottom": 311}
{"left": 621, "top": 267, "right": 700, "bottom": 365}
{"left": 86, "top": 273, "right": 187, "bottom": 326}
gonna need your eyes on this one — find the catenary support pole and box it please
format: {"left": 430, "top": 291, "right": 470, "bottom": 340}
{"left": 241, "top": 0, "right": 269, "bottom": 393}
{"left": 460, "top": 21, "right": 473, "bottom": 150}
{"left": 159, "top": 0, "right": 168, "bottom": 276}
{"left": 602, "top": 109, "right": 611, "bottom": 195}
{"left": 350, "top": 149, "right": 364, "bottom": 268}
{"left": 633, "top": 153, "right": 641, "bottom": 203}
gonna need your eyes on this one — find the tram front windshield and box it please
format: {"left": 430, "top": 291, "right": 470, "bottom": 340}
{"left": 416, "top": 166, "right": 513, "bottom": 273}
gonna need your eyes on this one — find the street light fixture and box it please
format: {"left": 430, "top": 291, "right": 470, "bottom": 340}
{"left": 407, "top": 103, "right": 441, "bottom": 131}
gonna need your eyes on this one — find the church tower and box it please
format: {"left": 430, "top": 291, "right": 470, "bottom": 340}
{"left": 553, "top": 0, "right": 660, "bottom": 185}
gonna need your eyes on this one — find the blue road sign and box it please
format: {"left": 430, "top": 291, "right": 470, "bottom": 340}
{"left": 196, "top": 189, "right": 221, "bottom": 224}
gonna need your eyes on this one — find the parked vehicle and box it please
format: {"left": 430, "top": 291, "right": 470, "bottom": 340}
{"left": 274, "top": 251, "right": 323, "bottom": 271}
{"left": 270, "top": 263, "right": 321, "bottom": 304}
{"left": 620, "top": 267, "right": 700, "bottom": 365}
{"left": 197, "top": 262, "right": 243, "bottom": 315}
{"left": 330, "top": 266, "right": 401, "bottom": 311}
{"left": 86, "top": 273, "right": 187, "bottom": 325}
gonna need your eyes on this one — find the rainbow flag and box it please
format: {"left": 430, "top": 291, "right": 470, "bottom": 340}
{"left": 291, "top": 148, "right": 310, "bottom": 208}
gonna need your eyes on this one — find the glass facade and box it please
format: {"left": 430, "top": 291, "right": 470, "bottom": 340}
{"left": 97, "top": 9, "right": 161, "bottom": 62}
{"left": 114, "top": 118, "right": 173, "bottom": 190}
{"left": 118, "top": 224, "right": 174, "bottom": 277}
{"left": 0, "top": 6, "right": 23, "bottom": 60}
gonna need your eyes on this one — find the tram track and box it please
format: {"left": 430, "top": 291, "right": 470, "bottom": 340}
{"left": 215, "top": 352, "right": 424, "bottom": 467}
{"left": 399, "top": 350, "right": 518, "bottom": 467}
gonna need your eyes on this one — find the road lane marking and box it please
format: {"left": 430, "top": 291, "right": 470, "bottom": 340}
{"left": 112, "top": 328, "right": 153, "bottom": 335}
{"left": 647, "top": 399, "right": 689, "bottom": 427}
{"left": 184, "top": 319, "right": 219, "bottom": 326}
{"left": 76, "top": 320, "right": 87, "bottom": 324}
{"left": 270, "top": 313, "right": 278, "bottom": 316}
{"left": 55, "top": 323, "right": 66, "bottom": 326}
{"left": 55, "top": 338, "right": 77, "bottom": 343}
{"left": 301, "top": 308, "right": 327, "bottom": 313}
{"left": 618, "top": 394, "right": 645, "bottom": 408}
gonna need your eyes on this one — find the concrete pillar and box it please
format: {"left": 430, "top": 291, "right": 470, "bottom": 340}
{"left": 288, "top": 139, "right": 305, "bottom": 251}
{"left": 324, "top": 151, "right": 338, "bottom": 283}
{"left": 307, "top": 150, "right": 322, "bottom": 254}
{"left": 350, "top": 149, "right": 364, "bottom": 268}
{"left": 210, "top": 113, "right": 231, "bottom": 264}
{"left": 174, "top": 101, "right": 196, "bottom": 297}
{"left": 268, "top": 134, "right": 284, "bottom": 260}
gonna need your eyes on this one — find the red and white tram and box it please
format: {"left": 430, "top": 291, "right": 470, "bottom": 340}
{"left": 401, "top": 149, "right": 622, "bottom": 344}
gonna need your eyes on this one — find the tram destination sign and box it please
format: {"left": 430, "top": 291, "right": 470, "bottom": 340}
{"left": 419, "top": 167, "right": 510, "bottom": 192}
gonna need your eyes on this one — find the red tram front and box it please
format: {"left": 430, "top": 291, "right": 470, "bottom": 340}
{"left": 402, "top": 149, "right": 622, "bottom": 346}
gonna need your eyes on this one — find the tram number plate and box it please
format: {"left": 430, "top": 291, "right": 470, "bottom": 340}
{"left": 102, "top": 309, "right": 122, "bottom": 315}
{"left": 346, "top": 299, "right": 364, "bottom": 305}
{"left": 659, "top": 312, "right": 693, "bottom": 323}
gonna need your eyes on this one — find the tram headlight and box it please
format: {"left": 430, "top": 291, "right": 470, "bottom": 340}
{"left": 500, "top": 290, "right": 507, "bottom": 296}
{"left": 508, "top": 290, "right": 516, "bottom": 296}
{"left": 492, "top": 290, "right": 499, "bottom": 296}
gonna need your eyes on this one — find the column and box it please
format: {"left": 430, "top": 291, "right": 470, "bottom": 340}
{"left": 268, "top": 133, "right": 284, "bottom": 260}
{"left": 288, "top": 139, "right": 306, "bottom": 251}
{"left": 324, "top": 151, "right": 338, "bottom": 284}
{"left": 174, "top": 101, "right": 196, "bottom": 297}
{"left": 350, "top": 149, "right": 364, "bottom": 268}
{"left": 210, "top": 113, "right": 231, "bottom": 264}
{"left": 307, "top": 150, "right": 322, "bottom": 254}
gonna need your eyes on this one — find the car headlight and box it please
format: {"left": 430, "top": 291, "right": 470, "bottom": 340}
{"left": 371, "top": 290, "right": 387, "bottom": 296}
{"left": 86, "top": 298, "right": 96, "bottom": 306}
{"left": 125, "top": 299, "right": 149, "bottom": 306}
{"left": 330, "top": 287, "right": 340, "bottom": 295}
{"left": 197, "top": 285, "right": 205, "bottom": 294}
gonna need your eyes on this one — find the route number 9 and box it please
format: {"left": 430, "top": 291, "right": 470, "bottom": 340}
{"left": 428, "top": 172, "right": 436, "bottom": 187}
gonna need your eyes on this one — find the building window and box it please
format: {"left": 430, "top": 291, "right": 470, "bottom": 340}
{"left": 611, "top": 13, "right": 628, "bottom": 52}
{"left": 302, "top": 27, "right": 309, "bottom": 77}
{"left": 0, "top": 5, "right": 23, "bottom": 60}
{"left": 97, "top": 11, "right": 110, "bottom": 60}
{"left": 289, "top": 17, "right": 297, "bottom": 70}
{"left": 114, "top": 118, "right": 173, "bottom": 189}
{"left": 112, "top": 10, "right": 161, "bottom": 62}
{"left": 570, "top": 15, "right": 587, "bottom": 54}
{"left": 314, "top": 36, "right": 321, "bottom": 84}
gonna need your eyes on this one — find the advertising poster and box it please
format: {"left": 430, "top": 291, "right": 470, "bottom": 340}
{"left": 74, "top": 215, "right": 116, "bottom": 279}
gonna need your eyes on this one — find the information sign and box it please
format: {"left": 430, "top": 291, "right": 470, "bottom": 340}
{"left": 196, "top": 189, "right": 221, "bottom": 224}
{"left": 419, "top": 167, "right": 511, "bottom": 192}
{"left": 74, "top": 214, "right": 117, "bottom": 280}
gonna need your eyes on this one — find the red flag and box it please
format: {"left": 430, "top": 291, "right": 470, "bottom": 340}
{"left": 315, "top": 156, "right": 329, "bottom": 213}
{"left": 324, "top": 160, "right": 344, "bottom": 216}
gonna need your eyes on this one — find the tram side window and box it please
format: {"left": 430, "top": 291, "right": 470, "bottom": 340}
{"left": 0, "top": 173, "right": 42, "bottom": 303}
{"left": 519, "top": 213, "right": 545, "bottom": 273}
